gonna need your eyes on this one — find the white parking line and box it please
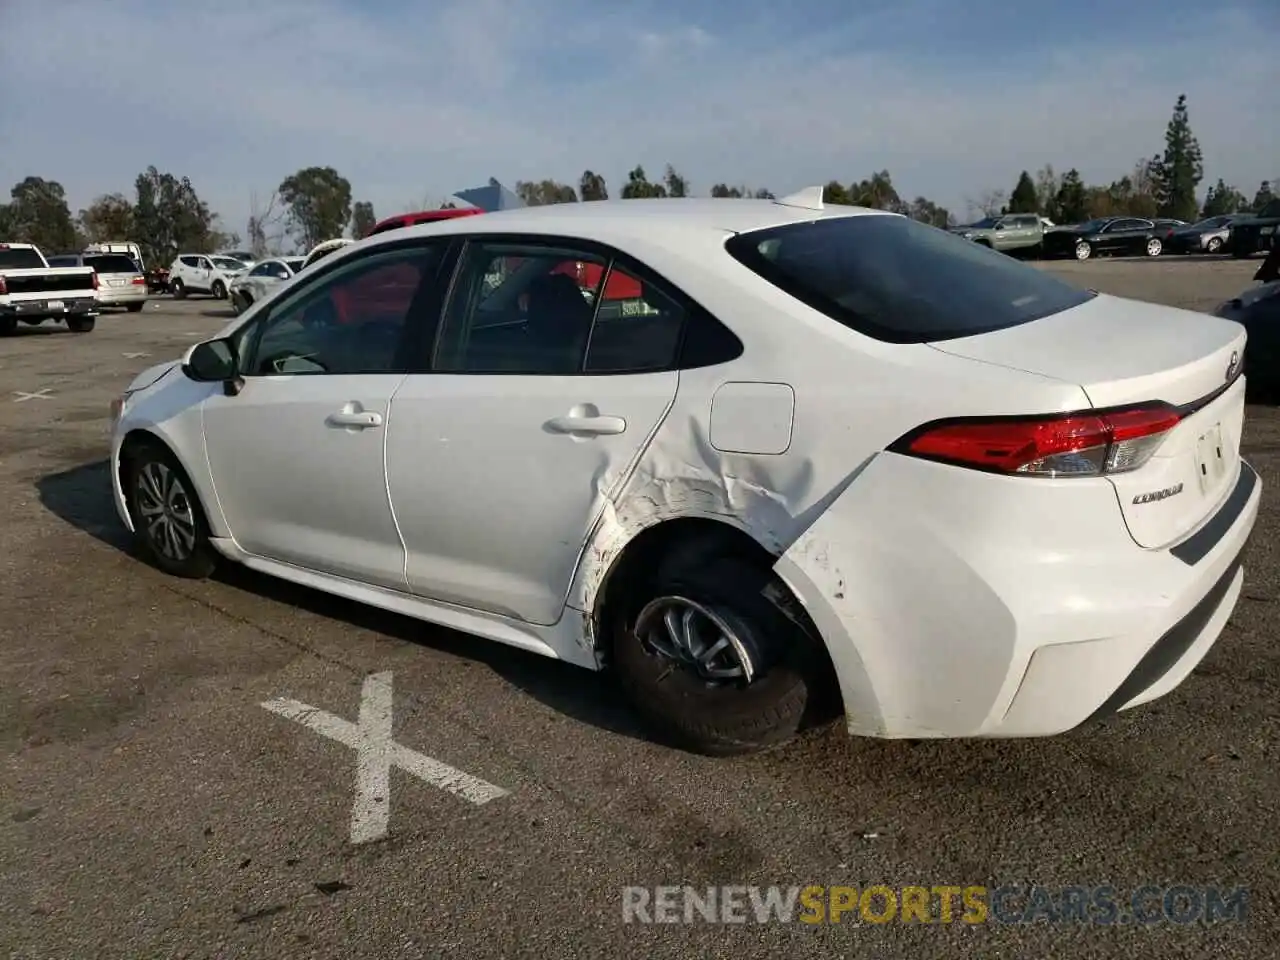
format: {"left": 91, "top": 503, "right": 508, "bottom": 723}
{"left": 122, "top": 352, "right": 150, "bottom": 359}
{"left": 12, "top": 390, "right": 52, "bottom": 402}
{"left": 261, "top": 671, "right": 508, "bottom": 844}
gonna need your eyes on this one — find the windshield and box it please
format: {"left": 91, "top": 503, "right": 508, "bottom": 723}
{"left": 0, "top": 247, "right": 46, "bottom": 270}
{"left": 212, "top": 257, "right": 246, "bottom": 270}
{"left": 725, "top": 214, "right": 1094, "bottom": 343}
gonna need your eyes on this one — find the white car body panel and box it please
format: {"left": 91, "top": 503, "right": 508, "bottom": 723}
{"left": 109, "top": 198, "right": 1261, "bottom": 742}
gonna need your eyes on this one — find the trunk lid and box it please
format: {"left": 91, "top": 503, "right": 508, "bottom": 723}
{"left": 928, "top": 293, "right": 1248, "bottom": 551}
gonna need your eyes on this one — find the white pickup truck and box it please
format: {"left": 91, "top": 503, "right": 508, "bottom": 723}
{"left": 0, "top": 242, "right": 100, "bottom": 335}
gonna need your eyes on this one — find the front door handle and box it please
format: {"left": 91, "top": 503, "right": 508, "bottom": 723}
{"left": 326, "top": 409, "right": 383, "bottom": 429}
{"left": 545, "top": 414, "right": 626, "bottom": 436}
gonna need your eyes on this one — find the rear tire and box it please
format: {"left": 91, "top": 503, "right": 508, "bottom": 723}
{"left": 66, "top": 316, "right": 95, "bottom": 333}
{"left": 122, "top": 439, "right": 218, "bottom": 579}
{"left": 172, "top": 278, "right": 187, "bottom": 299}
{"left": 126, "top": 302, "right": 145, "bottom": 313}
{"left": 0, "top": 317, "right": 16, "bottom": 336}
{"left": 610, "top": 540, "right": 832, "bottom": 755}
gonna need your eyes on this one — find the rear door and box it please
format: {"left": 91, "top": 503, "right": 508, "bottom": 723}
{"left": 384, "top": 236, "right": 682, "bottom": 625}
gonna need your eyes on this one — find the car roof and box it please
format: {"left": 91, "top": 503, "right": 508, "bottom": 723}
{"left": 375, "top": 197, "right": 892, "bottom": 248}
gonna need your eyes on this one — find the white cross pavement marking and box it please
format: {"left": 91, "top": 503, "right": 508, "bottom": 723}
{"left": 13, "top": 389, "right": 52, "bottom": 402}
{"left": 260, "top": 671, "right": 508, "bottom": 844}
{"left": 123, "top": 352, "right": 150, "bottom": 359}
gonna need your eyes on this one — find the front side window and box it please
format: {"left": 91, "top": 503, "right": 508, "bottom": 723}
{"left": 725, "top": 214, "right": 1095, "bottom": 343}
{"left": 241, "top": 245, "right": 439, "bottom": 377}
{"left": 247, "top": 262, "right": 275, "bottom": 277}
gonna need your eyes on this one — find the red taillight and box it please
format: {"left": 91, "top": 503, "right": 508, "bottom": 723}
{"left": 131, "top": 276, "right": 145, "bottom": 285}
{"left": 91, "top": 272, "right": 100, "bottom": 290}
{"left": 0, "top": 276, "right": 6, "bottom": 295}
{"left": 894, "top": 403, "right": 1181, "bottom": 477}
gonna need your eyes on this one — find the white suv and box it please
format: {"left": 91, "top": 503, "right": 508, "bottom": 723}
{"left": 168, "top": 254, "right": 249, "bottom": 300}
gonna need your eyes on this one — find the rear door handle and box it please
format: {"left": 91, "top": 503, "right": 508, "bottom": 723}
{"left": 326, "top": 410, "right": 383, "bottom": 429}
{"left": 545, "top": 414, "right": 626, "bottom": 436}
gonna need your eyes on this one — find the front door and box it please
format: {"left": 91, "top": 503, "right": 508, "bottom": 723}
{"left": 201, "top": 241, "right": 446, "bottom": 588}
{"left": 385, "top": 238, "right": 685, "bottom": 625}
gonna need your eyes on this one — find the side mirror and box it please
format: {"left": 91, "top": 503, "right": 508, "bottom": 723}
{"left": 183, "top": 338, "right": 243, "bottom": 395}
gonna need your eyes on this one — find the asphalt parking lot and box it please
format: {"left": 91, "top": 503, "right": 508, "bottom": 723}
{"left": 1, "top": 256, "right": 1276, "bottom": 959}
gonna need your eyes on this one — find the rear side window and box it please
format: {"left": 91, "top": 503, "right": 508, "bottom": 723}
{"left": 85, "top": 254, "right": 139, "bottom": 273}
{"left": 0, "top": 247, "right": 46, "bottom": 270}
{"left": 725, "top": 215, "right": 1095, "bottom": 344}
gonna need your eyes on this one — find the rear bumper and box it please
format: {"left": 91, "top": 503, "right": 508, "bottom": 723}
{"left": 774, "top": 453, "right": 1261, "bottom": 740}
{"left": 1, "top": 297, "right": 98, "bottom": 318}
{"left": 97, "top": 286, "right": 149, "bottom": 305}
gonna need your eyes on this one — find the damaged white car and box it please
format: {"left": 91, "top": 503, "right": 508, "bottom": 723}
{"left": 108, "top": 191, "right": 1260, "bottom": 755}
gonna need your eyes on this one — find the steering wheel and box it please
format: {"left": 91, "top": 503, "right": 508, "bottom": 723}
{"left": 256, "top": 351, "right": 330, "bottom": 374}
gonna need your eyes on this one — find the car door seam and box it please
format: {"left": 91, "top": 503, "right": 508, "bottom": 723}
{"left": 383, "top": 373, "right": 413, "bottom": 589}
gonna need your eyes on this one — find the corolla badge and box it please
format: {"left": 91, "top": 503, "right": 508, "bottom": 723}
{"left": 1133, "top": 482, "right": 1184, "bottom": 505}
{"left": 1225, "top": 350, "right": 1241, "bottom": 381}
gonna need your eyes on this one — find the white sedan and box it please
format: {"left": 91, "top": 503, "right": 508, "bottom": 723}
{"left": 107, "top": 190, "right": 1261, "bottom": 755}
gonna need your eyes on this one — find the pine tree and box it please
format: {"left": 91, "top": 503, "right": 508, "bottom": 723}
{"left": 1054, "top": 169, "right": 1088, "bottom": 223}
{"left": 1252, "top": 181, "right": 1274, "bottom": 213}
{"left": 1008, "top": 171, "right": 1039, "bottom": 213}
{"left": 1150, "top": 95, "right": 1204, "bottom": 221}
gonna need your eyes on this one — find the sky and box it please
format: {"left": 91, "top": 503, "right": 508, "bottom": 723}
{"left": 1, "top": 0, "right": 1277, "bottom": 236}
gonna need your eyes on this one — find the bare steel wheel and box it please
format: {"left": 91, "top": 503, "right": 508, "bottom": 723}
{"left": 124, "top": 440, "right": 217, "bottom": 578}
{"left": 634, "top": 596, "right": 758, "bottom": 684}
{"left": 1146, "top": 237, "right": 1163, "bottom": 257}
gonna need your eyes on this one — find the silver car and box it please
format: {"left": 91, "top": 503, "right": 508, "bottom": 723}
{"left": 228, "top": 256, "right": 306, "bottom": 314}
{"left": 1169, "top": 215, "right": 1243, "bottom": 254}
{"left": 46, "top": 251, "right": 149, "bottom": 312}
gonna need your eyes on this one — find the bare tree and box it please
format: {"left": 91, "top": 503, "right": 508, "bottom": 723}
{"left": 247, "top": 190, "right": 286, "bottom": 257}
{"left": 966, "top": 189, "right": 1008, "bottom": 220}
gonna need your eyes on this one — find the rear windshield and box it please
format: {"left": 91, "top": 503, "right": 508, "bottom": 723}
{"left": 285, "top": 258, "right": 305, "bottom": 271}
{"left": 0, "top": 247, "right": 46, "bottom": 270}
{"left": 85, "top": 254, "right": 139, "bottom": 273}
{"left": 724, "top": 215, "right": 1095, "bottom": 343}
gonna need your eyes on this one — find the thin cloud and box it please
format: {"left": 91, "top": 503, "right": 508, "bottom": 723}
{"left": 0, "top": 0, "right": 1274, "bottom": 233}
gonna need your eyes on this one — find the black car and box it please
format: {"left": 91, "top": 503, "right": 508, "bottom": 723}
{"left": 1228, "top": 198, "right": 1280, "bottom": 259}
{"left": 1214, "top": 281, "right": 1280, "bottom": 403}
{"left": 1041, "top": 216, "right": 1173, "bottom": 261}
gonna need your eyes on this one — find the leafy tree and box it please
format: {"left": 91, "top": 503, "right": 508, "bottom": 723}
{"left": 710, "top": 184, "right": 774, "bottom": 198}
{"left": 1053, "top": 169, "right": 1088, "bottom": 223}
{"left": 514, "top": 180, "right": 577, "bottom": 205}
{"left": 3, "top": 176, "right": 78, "bottom": 251}
{"left": 1201, "top": 180, "right": 1245, "bottom": 218}
{"left": 662, "top": 164, "right": 689, "bottom": 198}
{"left": 822, "top": 180, "right": 852, "bottom": 205}
{"left": 1008, "top": 171, "right": 1039, "bottom": 213}
{"left": 849, "top": 171, "right": 905, "bottom": 212}
{"left": 132, "top": 166, "right": 220, "bottom": 266}
{"left": 1253, "top": 180, "right": 1274, "bottom": 212}
{"left": 1034, "top": 165, "right": 1062, "bottom": 221}
{"left": 907, "top": 197, "right": 952, "bottom": 228}
{"left": 278, "top": 166, "right": 353, "bottom": 251}
{"left": 78, "top": 193, "right": 135, "bottom": 243}
{"left": 1150, "top": 94, "right": 1203, "bottom": 221}
{"left": 579, "top": 170, "right": 608, "bottom": 201}
{"left": 620, "top": 165, "right": 667, "bottom": 199}
{"left": 350, "top": 200, "right": 377, "bottom": 238}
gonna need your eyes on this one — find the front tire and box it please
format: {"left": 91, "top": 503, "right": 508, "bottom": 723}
{"left": 1206, "top": 237, "right": 1223, "bottom": 254}
{"left": 66, "top": 316, "right": 95, "bottom": 333}
{"left": 0, "top": 316, "right": 16, "bottom": 336}
{"left": 1145, "top": 237, "right": 1163, "bottom": 257}
{"left": 123, "top": 440, "right": 218, "bottom": 579}
{"left": 211, "top": 280, "right": 227, "bottom": 300}
{"left": 610, "top": 543, "right": 830, "bottom": 755}
{"left": 1075, "top": 240, "right": 1092, "bottom": 261}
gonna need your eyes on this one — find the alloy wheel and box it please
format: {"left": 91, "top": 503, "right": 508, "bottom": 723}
{"left": 1146, "top": 238, "right": 1163, "bottom": 257}
{"left": 1075, "top": 242, "right": 1091, "bottom": 260}
{"left": 135, "top": 461, "right": 197, "bottom": 561}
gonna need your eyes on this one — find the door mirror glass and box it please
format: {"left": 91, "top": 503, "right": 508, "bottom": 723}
{"left": 185, "top": 339, "right": 237, "bottom": 381}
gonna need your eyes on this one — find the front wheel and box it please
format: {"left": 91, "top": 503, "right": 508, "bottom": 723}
{"left": 123, "top": 441, "right": 218, "bottom": 579}
{"left": 211, "top": 280, "right": 227, "bottom": 300}
{"left": 1074, "top": 240, "right": 1092, "bottom": 261}
{"left": 1145, "top": 237, "right": 1163, "bottom": 257}
{"left": 610, "top": 545, "right": 832, "bottom": 755}
{"left": 1206, "top": 236, "right": 1224, "bottom": 254}
{"left": 126, "top": 302, "right": 145, "bottom": 313}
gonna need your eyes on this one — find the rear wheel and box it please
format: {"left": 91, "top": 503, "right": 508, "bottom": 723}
{"left": 122, "top": 439, "right": 218, "bottom": 579}
{"left": 610, "top": 540, "right": 833, "bottom": 755}
{"left": 0, "top": 317, "right": 16, "bottom": 336}
{"left": 66, "top": 316, "right": 95, "bottom": 333}
{"left": 1075, "top": 240, "right": 1092, "bottom": 261}
{"left": 1145, "top": 237, "right": 1163, "bottom": 257}
{"left": 126, "top": 302, "right": 145, "bottom": 313}
{"left": 172, "top": 278, "right": 187, "bottom": 299}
